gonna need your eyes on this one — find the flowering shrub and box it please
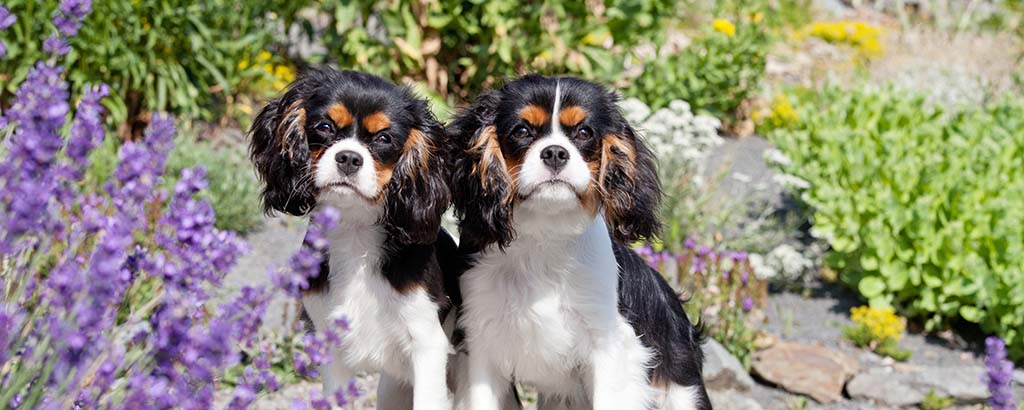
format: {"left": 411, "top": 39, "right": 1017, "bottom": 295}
{"left": 768, "top": 85, "right": 1024, "bottom": 359}
{"left": 0, "top": 5, "right": 356, "bottom": 407}
{"left": 984, "top": 337, "right": 1018, "bottom": 410}
{"left": 638, "top": 241, "right": 768, "bottom": 368}
{"left": 842, "top": 306, "right": 911, "bottom": 361}
{"left": 747, "top": 243, "right": 818, "bottom": 287}
{"left": 628, "top": 16, "right": 770, "bottom": 119}
{"left": 0, "top": 0, "right": 308, "bottom": 128}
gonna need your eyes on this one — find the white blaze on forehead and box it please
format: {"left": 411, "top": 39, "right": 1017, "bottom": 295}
{"left": 551, "top": 79, "right": 563, "bottom": 137}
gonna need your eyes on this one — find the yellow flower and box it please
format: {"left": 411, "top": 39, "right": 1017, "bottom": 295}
{"left": 850, "top": 305, "right": 905, "bottom": 342}
{"left": 712, "top": 19, "right": 736, "bottom": 37}
{"left": 768, "top": 94, "right": 798, "bottom": 127}
{"left": 802, "top": 21, "right": 883, "bottom": 58}
{"left": 749, "top": 12, "right": 764, "bottom": 24}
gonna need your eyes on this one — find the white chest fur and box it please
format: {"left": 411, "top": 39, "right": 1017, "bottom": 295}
{"left": 459, "top": 215, "right": 656, "bottom": 408}
{"left": 301, "top": 216, "right": 448, "bottom": 408}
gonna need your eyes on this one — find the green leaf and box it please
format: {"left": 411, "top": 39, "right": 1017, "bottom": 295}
{"left": 858, "top": 277, "right": 886, "bottom": 298}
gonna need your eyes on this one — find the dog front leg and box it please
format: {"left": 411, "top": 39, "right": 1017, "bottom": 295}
{"left": 590, "top": 319, "right": 655, "bottom": 410}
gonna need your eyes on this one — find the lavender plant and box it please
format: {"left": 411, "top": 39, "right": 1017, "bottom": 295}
{"left": 0, "top": 4, "right": 357, "bottom": 408}
{"left": 985, "top": 337, "right": 1018, "bottom": 410}
{"left": 637, "top": 240, "right": 768, "bottom": 368}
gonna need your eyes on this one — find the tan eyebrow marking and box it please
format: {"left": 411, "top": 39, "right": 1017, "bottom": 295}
{"left": 326, "top": 103, "right": 352, "bottom": 128}
{"left": 558, "top": 106, "right": 587, "bottom": 127}
{"left": 519, "top": 105, "right": 550, "bottom": 127}
{"left": 363, "top": 111, "right": 391, "bottom": 134}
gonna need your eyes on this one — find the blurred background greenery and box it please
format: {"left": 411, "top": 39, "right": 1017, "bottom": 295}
{"left": 3, "top": 0, "right": 1024, "bottom": 379}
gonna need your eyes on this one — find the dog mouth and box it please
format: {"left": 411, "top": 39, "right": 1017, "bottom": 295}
{"left": 322, "top": 181, "right": 378, "bottom": 202}
{"left": 519, "top": 179, "right": 582, "bottom": 200}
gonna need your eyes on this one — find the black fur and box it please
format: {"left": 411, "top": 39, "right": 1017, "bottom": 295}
{"left": 446, "top": 91, "right": 516, "bottom": 251}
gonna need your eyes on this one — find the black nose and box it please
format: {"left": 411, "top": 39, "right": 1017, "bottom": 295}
{"left": 540, "top": 145, "right": 569, "bottom": 171}
{"left": 335, "top": 150, "right": 363, "bottom": 175}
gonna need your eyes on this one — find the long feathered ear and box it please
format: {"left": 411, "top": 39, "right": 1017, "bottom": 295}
{"left": 382, "top": 100, "right": 451, "bottom": 245}
{"left": 599, "top": 99, "right": 662, "bottom": 242}
{"left": 249, "top": 93, "right": 317, "bottom": 216}
{"left": 447, "top": 92, "right": 516, "bottom": 251}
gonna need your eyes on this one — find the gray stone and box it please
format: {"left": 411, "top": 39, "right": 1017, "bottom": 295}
{"left": 709, "top": 389, "right": 764, "bottom": 410}
{"left": 1015, "top": 369, "right": 1024, "bottom": 386}
{"left": 846, "top": 365, "right": 988, "bottom": 407}
{"left": 703, "top": 338, "right": 756, "bottom": 392}
{"left": 751, "top": 341, "right": 859, "bottom": 403}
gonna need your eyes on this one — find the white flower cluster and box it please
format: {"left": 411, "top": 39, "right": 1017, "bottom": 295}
{"left": 749, "top": 244, "right": 816, "bottom": 283}
{"left": 619, "top": 98, "right": 722, "bottom": 166}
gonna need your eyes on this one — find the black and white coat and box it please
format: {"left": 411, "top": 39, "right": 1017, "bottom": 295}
{"left": 249, "top": 68, "right": 458, "bottom": 410}
{"left": 447, "top": 75, "right": 712, "bottom": 410}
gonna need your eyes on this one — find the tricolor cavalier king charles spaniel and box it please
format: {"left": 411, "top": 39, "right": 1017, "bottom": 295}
{"left": 447, "top": 75, "right": 711, "bottom": 410}
{"left": 249, "top": 68, "right": 457, "bottom": 410}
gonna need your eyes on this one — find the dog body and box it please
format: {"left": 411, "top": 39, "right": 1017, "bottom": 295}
{"left": 249, "top": 68, "right": 454, "bottom": 410}
{"left": 448, "top": 75, "right": 711, "bottom": 410}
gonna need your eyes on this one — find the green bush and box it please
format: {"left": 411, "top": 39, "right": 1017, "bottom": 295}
{"left": 1, "top": 0, "right": 307, "bottom": 127}
{"left": 767, "top": 86, "right": 1024, "bottom": 358}
{"left": 627, "top": 17, "right": 769, "bottom": 118}
{"left": 312, "top": 0, "right": 675, "bottom": 102}
{"left": 85, "top": 131, "right": 261, "bottom": 234}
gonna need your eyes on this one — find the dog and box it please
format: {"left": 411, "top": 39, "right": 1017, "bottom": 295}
{"left": 249, "top": 68, "right": 458, "bottom": 410}
{"left": 446, "top": 75, "right": 712, "bottom": 410}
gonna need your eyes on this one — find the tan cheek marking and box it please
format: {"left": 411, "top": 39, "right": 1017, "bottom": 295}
{"left": 581, "top": 159, "right": 603, "bottom": 216}
{"left": 327, "top": 103, "right": 352, "bottom": 129}
{"left": 519, "top": 105, "right": 550, "bottom": 127}
{"left": 374, "top": 161, "right": 395, "bottom": 201}
{"left": 558, "top": 106, "right": 587, "bottom": 127}
{"left": 309, "top": 147, "right": 327, "bottom": 175}
{"left": 363, "top": 112, "right": 391, "bottom": 134}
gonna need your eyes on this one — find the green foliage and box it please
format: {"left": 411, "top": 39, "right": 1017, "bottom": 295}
{"left": 312, "top": 0, "right": 676, "bottom": 102}
{"left": 83, "top": 132, "right": 261, "bottom": 234}
{"left": 843, "top": 325, "right": 912, "bottom": 361}
{"left": 767, "top": 85, "right": 1024, "bottom": 359}
{"left": 0, "top": 0, "right": 307, "bottom": 126}
{"left": 627, "top": 18, "right": 770, "bottom": 118}
{"left": 919, "top": 389, "right": 955, "bottom": 410}
{"left": 223, "top": 327, "right": 309, "bottom": 388}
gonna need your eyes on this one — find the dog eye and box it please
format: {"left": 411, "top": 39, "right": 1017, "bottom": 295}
{"left": 314, "top": 122, "right": 333, "bottom": 133}
{"left": 577, "top": 126, "right": 593, "bottom": 140}
{"left": 512, "top": 126, "right": 530, "bottom": 139}
{"left": 375, "top": 133, "right": 392, "bottom": 144}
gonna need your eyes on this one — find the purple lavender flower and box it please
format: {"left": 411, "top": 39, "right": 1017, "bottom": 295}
{"left": 984, "top": 337, "right": 1017, "bottom": 410}
{"left": 0, "top": 63, "right": 69, "bottom": 249}
{"left": 43, "top": 35, "right": 71, "bottom": 56}
{"left": 684, "top": 237, "right": 696, "bottom": 250}
{"left": 64, "top": 84, "right": 109, "bottom": 179}
{"left": 53, "top": 0, "right": 92, "bottom": 37}
{"left": 0, "top": 6, "right": 14, "bottom": 59}
{"left": 728, "top": 251, "right": 748, "bottom": 263}
{"left": 0, "top": 7, "right": 15, "bottom": 30}
{"left": 273, "top": 207, "right": 339, "bottom": 297}
{"left": 742, "top": 296, "right": 754, "bottom": 312}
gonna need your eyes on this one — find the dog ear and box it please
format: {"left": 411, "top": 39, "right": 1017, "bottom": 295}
{"left": 381, "top": 99, "right": 451, "bottom": 245}
{"left": 249, "top": 91, "right": 317, "bottom": 216}
{"left": 598, "top": 98, "right": 662, "bottom": 243}
{"left": 447, "top": 92, "right": 516, "bottom": 250}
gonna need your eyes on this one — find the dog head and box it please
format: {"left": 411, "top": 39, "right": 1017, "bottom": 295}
{"left": 448, "top": 75, "right": 660, "bottom": 249}
{"left": 250, "top": 68, "right": 449, "bottom": 245}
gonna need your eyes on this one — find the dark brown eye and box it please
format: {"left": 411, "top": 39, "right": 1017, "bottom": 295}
{"left": 512, "top": 126, "right": 530, "bottom": 139}
{"left": 314, "top": 122, "right": 333, "bottom": 133}
{"left": 375, "top": 133, "right": 392, "bottom": 144}
{"left": 577, "top": 126, "right": 593, "bottom": 140}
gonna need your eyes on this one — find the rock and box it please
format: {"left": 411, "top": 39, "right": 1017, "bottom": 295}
{"left": 709, "top": 389, "right": 764, "bottom": 410}
{"left": 1015, "top": 369, "right": 1024, "bottom": 386}
{"left": 703, "top": 338, "right": 756, "bottom": 391}
{"left": 751, "top": 341, "right": 858, "bottom": 403}
{"left": 846, "top": 365, "right": 988, "bottom": 407}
